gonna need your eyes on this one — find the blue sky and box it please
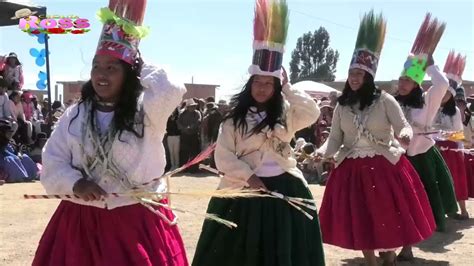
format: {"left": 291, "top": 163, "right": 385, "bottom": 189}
{"left": 1, "top": 0, "right": 473, "bottom": 100}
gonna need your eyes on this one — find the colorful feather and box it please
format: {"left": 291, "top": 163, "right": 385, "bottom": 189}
{"left": 354, "top": 10, "right": 387, "bottom": 56}
{"left": 411, "top": 13, "right": 446, "bottom": 55}
{"left": 253, "top": 0, "right": 269, "bottom": 41}
{"left": 108, "top": 0, "right": 147, "bottom": 25}
{"left": 268, "top": 0, "right": 289, "bottom": 44}
{"left": 253, "top": 0, "right": 289, "bottom": 45}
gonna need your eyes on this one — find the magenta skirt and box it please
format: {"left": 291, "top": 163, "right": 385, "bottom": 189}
{"left": 437, "top": 141, "right": 468, "bottom": 201}
{"left": 465, "top": 153, "right": 474, "bottom": 198}
{"left": 319, "top": 155, "right": 435, "bottom": 251}
{"left": 33, "top": 200, "right": 188, "bottom": 266}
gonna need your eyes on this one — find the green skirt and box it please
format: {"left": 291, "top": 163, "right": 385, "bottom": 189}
{"left": 192, "top": 173, "right": 325, "bottom": 266}
{"left": 408, "top": 146, "right": 459, "bottom": 231}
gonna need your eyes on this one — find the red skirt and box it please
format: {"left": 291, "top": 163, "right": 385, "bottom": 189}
{"left": 466, "top": 153, "right": 474, "bottom": 198}
{"left": 437, "top": 141, "right": 468, "bottom": 201}
{"left": 319, "top": 155, "right": 435, "bottom": 251}
{"left": 33, "top": 201, "right": 188, "bottom": 266}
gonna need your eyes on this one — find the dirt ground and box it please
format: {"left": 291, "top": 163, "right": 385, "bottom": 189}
{"left": 1, "top": 175, "right": 473, "bottom": 265}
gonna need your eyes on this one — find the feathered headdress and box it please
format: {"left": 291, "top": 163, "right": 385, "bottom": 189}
{"left": 95, "top": 0, "right": 149, "bottom": 65}
{"left": 349, "top": 10, "right": 387, "bottom": 77}
{"left": 443, "top": 50, "right": 466, "bottom": 86}
{"left": 248, "top": 0, "right": 289, "bottom": 79}
{"left": 400, "top": 13, "right": 446, "bottom": 85}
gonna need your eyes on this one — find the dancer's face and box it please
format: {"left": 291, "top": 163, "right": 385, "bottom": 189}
{"left": 398, "top": 76, "right": 417, "bottom": 96}
{"left": 348, "top": 68, "right": 365, "bottom": 91}
{"left": 251, "top": 75, "right": 275, "bottom": 104}
{"left": 91, "top": 55, "right": 126, "bottom": 103}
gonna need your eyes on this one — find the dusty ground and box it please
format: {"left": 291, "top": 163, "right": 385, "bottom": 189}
{"left": 1, "top": 175, "right": 473, "bottom": 266}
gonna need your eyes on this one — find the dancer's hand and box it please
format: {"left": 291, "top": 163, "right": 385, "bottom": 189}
{"left": 399, "top": 135, "right": 411, "bottom": 146}
{"left": 247, "top": 175, "right": 267, "bottom": 190}
{"left": 312, "top": 151, "right": 324, "bottom": 162}
{"left": 73, "top": 178, "right": 107, "bottom": 201}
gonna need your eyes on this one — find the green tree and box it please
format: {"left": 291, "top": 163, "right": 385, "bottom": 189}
{"left": 289, "top": 27, "right": 339, "bottom": 83}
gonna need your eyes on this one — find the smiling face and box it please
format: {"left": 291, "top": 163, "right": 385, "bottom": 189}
{"left": 91, "top": 55, "right": 126, "bottom": 103}
{"left": 251, "top": 75, "right": 275, "bottom": 104}
{"left": 398, "top": 76, "right": 418, "bottom": 96}
{"left": 348, "top": 68, "right": 366, "bottom": 91}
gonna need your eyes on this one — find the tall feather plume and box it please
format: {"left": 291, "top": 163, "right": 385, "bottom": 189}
{"left": 109, "top": 0, "right": 147, "bottom": 25}
{"left": 253, "top": 0, "right": 289, "bottom": 45}
{"left": 253, "top": 0, "right": 269, "bottom": 42}
{"left": 411, "top": 13, "right": 446, "bottom": 55}
{"left": 354, "top": 10, "right": 386, "bottom": 55}
{"left": 444, "top": 50, "right": 467, "bottom": 78}
{"left": 268, "top": 0, "right": 289, "bottom": 44}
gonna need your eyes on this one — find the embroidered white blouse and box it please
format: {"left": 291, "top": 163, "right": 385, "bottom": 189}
{"left": 40, "top": 64, "right": 186, "bottom": 209}
{"left": 433, "top": 107, "right": 464, "bottom": 148}
{"left": 401, "top": 65, "right": 450, "bottom": 156}
{"left": 215, "top": 84, "right": 320, "bottom": 189}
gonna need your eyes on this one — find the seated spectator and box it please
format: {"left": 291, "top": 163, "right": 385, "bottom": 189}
{"left": 9, "top": 91, "right": 33, "bottom": 144}
{"left": 31, "top": 95, "right": 45, "bottom": 132}
{"left": 0, "top": 77, "right": 17, "bottom": 134}
{"left": 3, "top": 53, "right": 23, "bottom": 91}
{"left": 0, "top": 119, "right": 38, "bottom": 183}
{"left": 22, "top": 92, "right": 44, "bottom": 137}
{"left": 45, "top": 100, "right": 64, "bottom": 125}
{"left": 29, "top": 132, "right": 47, "bottom": 164}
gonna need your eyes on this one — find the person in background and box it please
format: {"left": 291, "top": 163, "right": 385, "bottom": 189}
{"left": 0, "top": 77, "right": 17, "bottom": 135}
{"left": 319, "top": 105, "right": 334, "bottom": 127}
{"left": 29, "top": 132, "right": 48, "bottom": 164}
{"left": 44, "top": 100, "right": 64, "bottom": 125}
{"left": 328, "top": 91, "right": 340, "bottom": 108}
{"left": 204, "top": 102, "right": 223, "bottom": 144}
{"left": 9, "top": 91, "right": 33, "bottom": 144}
{"left": 206, "top": 96, "right": 215, "bottom": 103}
{"left": 217, "top": 99, "right": 229, "bottom": 117}
{"left": 3, "top": 53, "right": 23, "bottom": 91}
{"left": 454, "top": 87, "right": 474, "bottom": 199}
{"left": 0, "top": 119, "right": 38, "bottom": 182}
{"left": 41, "top": 98, "right": 50, "bottom": 120}
{"left": 166, "top": 108, "right": 181, "bottom": 170}
{"left": 31, "top": 95, "right": 45, "bottom": 135}
{"left": 178, "top": 99, "right": 202, "bottom": 172}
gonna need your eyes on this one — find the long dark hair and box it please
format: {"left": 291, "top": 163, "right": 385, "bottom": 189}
{"left": 226, "top": 76, "right": 286, "bottom": 135}
{"left": 338, "top": 71, "right": 381, "bottom": 110}
{"left": 441, "top": 94, "right": 456, "bottom": 116}
{"left": 70, "top": 57, "right": 144, "bottom": 138}
{"left": 395, "top": 84, "right": 425, "bottom": 109}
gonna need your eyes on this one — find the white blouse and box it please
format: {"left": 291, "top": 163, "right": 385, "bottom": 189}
{"left": 402, "top": 65, "right": 450, "bottom": 156}
{"left": 40, "top": 64, "right": 186, "bottom": 209}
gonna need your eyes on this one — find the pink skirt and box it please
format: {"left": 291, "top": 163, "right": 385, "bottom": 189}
{"left": 437, "top": 141, "right": 468, "bottom": 201}
{"left": 33, "top": 200, "right": 188, "bottom": 266}
{"left": 466, "top": 153, "right": 474, "bottom": 198}
{"left": 319, "top": 155, "right": 435, "bottom": 251}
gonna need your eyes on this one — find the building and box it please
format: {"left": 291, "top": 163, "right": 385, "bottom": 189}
{"left": 183, "top": 83, "right": 219, "bottom": 100}
{"left": 56, "top": 80, "right": 219, "bottom": 104}
{"left": 57, "top": 81, "right": 85, "bottom": 104}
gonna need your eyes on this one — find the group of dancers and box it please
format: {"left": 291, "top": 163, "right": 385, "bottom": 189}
{"left": 30, "top": 0, "right": 471, "bottom": 265}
